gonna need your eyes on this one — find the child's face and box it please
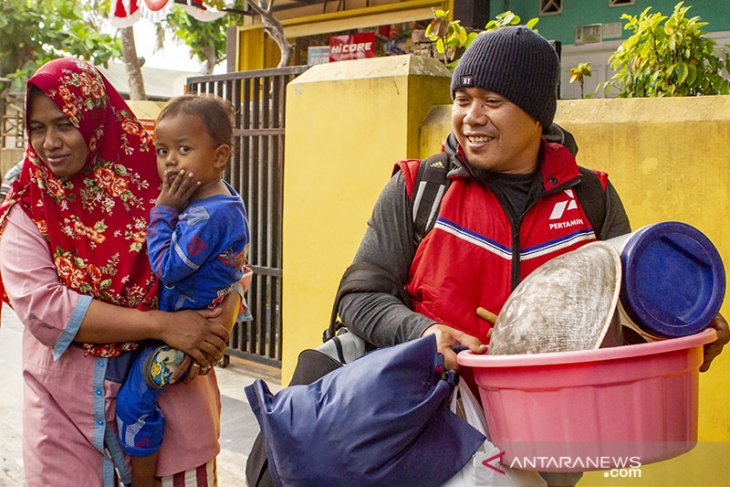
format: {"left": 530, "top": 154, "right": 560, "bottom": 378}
{"left": 154, "top": 113, "right": 226, "bottom": 195}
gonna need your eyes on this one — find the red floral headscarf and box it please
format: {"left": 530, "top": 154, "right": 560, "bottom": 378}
{"left": 0, "top": 58, "right": 161, "bottom": 357}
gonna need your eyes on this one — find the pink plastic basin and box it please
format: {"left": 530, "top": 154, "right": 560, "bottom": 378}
{"left": 457, "top": 329, "right": 717, "bottom": 472}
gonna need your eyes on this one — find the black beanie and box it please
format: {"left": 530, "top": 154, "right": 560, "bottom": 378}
{"left": 450, "top": 26, "right": 559, "bottom": 128}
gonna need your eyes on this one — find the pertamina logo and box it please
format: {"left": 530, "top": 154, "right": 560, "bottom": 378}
{"left": 548, "top": 189, "right": 584, "bottom": 230}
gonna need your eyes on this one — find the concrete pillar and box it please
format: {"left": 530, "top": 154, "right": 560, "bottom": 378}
{"left": 281, "top": 54, "right": 451, "bottom": 381}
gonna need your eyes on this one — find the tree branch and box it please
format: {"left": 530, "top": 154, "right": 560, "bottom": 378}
{"left": 120, "top": 26, "right": 147, "bottom": 100}
{"left": 245, "top": 0, "right": 293, "bottom": 67}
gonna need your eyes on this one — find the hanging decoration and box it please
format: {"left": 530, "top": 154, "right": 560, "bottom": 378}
{"left": 111, "top": 0, "right": 226, "bottom": 27}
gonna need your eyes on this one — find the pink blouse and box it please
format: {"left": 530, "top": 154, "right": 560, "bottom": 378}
{"left": 0, "top": 205, "right": 221, "bottom": 485}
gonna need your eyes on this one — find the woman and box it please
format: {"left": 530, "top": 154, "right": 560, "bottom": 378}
{"left": 0, "top": 58, "right": 240, "bottom": 486}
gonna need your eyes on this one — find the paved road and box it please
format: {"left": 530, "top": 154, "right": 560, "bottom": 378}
{"left": 0, "top": 303, "right": 281, "bottom": 486}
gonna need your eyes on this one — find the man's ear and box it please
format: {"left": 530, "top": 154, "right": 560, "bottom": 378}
{"left": 534, "top": 120, "right": 544, "bottom": 138}
{"left": 213, "top": 144, "right": 231, "bottom": 168}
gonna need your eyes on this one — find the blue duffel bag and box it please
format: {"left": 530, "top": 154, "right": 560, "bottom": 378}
{"left": 245, "top": 335, "right": 485, "bottom": 487}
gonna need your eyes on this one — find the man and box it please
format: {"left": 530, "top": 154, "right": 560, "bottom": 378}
{"left": 339, "top": 25, "right": 727, "bottom": 366}
{"left": 339, "top": 26, "right": 632, "bottom": 366}
{"left": 337, "top": 27, "right": 728, "bottom": 485}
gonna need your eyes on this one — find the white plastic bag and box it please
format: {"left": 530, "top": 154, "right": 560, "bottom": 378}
{"left": 442, "top": 381, "right": 546, "bottom": 487}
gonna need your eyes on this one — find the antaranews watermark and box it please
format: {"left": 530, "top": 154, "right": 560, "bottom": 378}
{"left": 486, "top": 441, "right": 729, "bottom": 486}
{"left": 508, "top": 455, "right": 642, "bottom": 471}
{"left": 603, "top": 467, "right": 643, "bottom": 479}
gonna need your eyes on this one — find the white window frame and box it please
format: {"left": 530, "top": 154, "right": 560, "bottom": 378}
{"left": 539, "top": 0, "right": 563, "bottom": 16}
{"left": 609, "top": 0, "right": 635, "bottom": 7}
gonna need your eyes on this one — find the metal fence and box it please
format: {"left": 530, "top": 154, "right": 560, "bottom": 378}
{"left": 1, "top": 95, "right": 25, "bottom": 149}
{"left": 187, "top": 65, "right": 309, "bottom": 367}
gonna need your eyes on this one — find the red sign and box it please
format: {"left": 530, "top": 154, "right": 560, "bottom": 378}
{"left": 329, "top": 32, "right": 376, "bottom": 62}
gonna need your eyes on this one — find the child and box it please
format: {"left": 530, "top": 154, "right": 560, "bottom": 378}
{"left": 116, "top": 94, "right": 251, "bottom": 486}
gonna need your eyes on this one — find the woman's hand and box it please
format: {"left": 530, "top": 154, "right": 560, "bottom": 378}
{"left": 170, "top": 354, "right": 212, "bottom": 384}
{"left": 157, "top": 307, "right": 229, "bottom": 369}
{"left": 160, "top": 292, "right": 240, "bottom": 374}
{"left": 170, "top": 355, "right": 192, "bottom": 383}
{"left": 76, "top": 297, "right": 234, "bottom": 369}
{"left": 422, "top": 324, "right": 487, "bottom": 371}
{"left": 701, "top": 313, "right": 729, "bottom": 372}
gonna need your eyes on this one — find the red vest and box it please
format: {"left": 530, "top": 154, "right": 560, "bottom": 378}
{"left": 399, "top": 142, "right": 604, "bottom": 343}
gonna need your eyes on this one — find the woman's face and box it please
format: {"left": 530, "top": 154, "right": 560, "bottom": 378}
{"left": 28, "top": 91, "right": 88, "bottom": 178}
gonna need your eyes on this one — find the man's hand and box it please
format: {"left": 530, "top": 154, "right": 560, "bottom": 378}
{"left": 422, "top": 324, "right": 487, "bottom": 371}
{"left": 701, "top": 313, "right": 729, "bottom": 372}
{"left": 156, "top": 169, "right": 200, "bottom": 210}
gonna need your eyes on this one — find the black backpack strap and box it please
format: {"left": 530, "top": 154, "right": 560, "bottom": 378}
{"left": 326, "top": 153, "right": 452, "bottom": 343}
{"left": 574, "top": 166, "right": 607, "bottom": 238}
{"left": 412, "top": 152, "right": 451, "bottom": 244}
{"left": 324, "top": 261, "right": 412, "bottom": 341}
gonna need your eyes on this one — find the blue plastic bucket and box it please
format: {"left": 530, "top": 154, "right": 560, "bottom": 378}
{"left": 608, "top": 222, "right": 725, "bottom": 339}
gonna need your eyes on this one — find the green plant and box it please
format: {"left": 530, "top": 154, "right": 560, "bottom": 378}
{"left": 0, "top": 0, "right": 121, "bottom": 89}
{"left": 424, "top": 10, "right": 538, "bottom": 69}
{"left": 569, "top": 62, "right": 592, "bottom": 99}
{"left": 425, "top": 9, "right": 475, "bottom": 69}
{"left": 603, "top": 1, "right": 729, "bottom": 97}
{"left": 484, "top": 11, "right": 539, "bottom": 33}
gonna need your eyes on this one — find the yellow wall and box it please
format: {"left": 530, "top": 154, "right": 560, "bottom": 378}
{"left": 404, "top": 95, "right": 730, "bottom": 486}
{"left": 236, "top": 29, "right": 266, "bottom": 71}
{"left": 281, "top": 55, "right": 451, "bottom": 382}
